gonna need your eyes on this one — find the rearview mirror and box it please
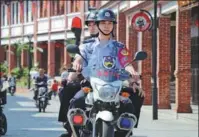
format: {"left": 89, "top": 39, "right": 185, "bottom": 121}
{"left": 66, "top": 44, "right": 80, "bottom": 54}
{"left": 133, "top": 51, "right": 147, "bottom": 61}
{"left": 66, "top": 44, "right": 88, "bottom": 64}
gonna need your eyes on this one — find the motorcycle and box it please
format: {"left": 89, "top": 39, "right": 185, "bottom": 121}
{"left": 9, "top": 86, "right": 15, "bottom": 96}
{"left": 0, "top": 80, "right": 7, "bottom": 135}
{"left": 66, "top": 45, "right": 147, "bottom": 137}
{"left": 35, "top": 82, "right": 49, "bottom": 112}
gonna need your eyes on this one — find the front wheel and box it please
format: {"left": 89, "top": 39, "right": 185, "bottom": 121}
{"left": 10, "top": 89, "right": 14, "bottom": 96}
{"left": 38, "top": 101, "right": 42, "bottom": 112}
{"left": 0, "top": 113, "right": 7, "bottom": 135}
{"left": 97, "top": 120, "right": 114, "bottom": 137}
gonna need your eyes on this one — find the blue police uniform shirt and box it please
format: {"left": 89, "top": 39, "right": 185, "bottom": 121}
{"left": 79, "top": 38, "right": 131, "bottom": 82}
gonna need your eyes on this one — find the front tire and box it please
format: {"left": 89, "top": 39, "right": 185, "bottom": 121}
{"left": 11, "top": 90, "right": 14, "bottom": 96}
{"left": 0, "top": 113, "right": 7, "bottom": 135}
{"left": 38, "top": 101, "right": 42, "bottom": 112}
{"left": 97, "top": 120, "right": 114, "bottom": 137}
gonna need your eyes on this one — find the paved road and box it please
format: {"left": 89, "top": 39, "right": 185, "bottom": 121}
{"left": 3, "top": 92, "right": 65, "bottom": 137}
{"left": 2, "top": 91, "right": 198, "bottom": 137}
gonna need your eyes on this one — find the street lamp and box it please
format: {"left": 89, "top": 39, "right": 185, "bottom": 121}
{"left": 27, "top": 34, "right": 33, "bottom": 89}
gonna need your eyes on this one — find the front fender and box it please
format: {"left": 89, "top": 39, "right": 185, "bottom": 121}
{"left": 96, "top": 111, "right": 114, "bottom": 122}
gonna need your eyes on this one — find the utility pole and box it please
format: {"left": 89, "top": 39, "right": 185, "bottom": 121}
{"left": 27, "top": 35, "right": 33, "bottom": 89}
{"left": 152, "top": 0, "right": 158, "bottom": 120}
{"left": 0, "top": 1, "right": 1, "bottom": 80}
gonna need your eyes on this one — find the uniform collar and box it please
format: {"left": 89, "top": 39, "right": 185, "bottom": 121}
{"left": 95, "top": 37, "right": 113, "bottom": 47}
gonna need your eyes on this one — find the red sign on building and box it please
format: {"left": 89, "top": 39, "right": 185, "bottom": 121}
{"left": 131, "top": 11, "right": 152, "bottom": 32}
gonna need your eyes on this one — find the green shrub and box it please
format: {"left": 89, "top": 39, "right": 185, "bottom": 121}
{"left": 11, "top": 67, "right": 29, "bottom": 79}
{"left": 11, "top": 67, "right": 23, "bottom": 79}
{"left": 0, "top": 62, "right": 8, "bottom": 74}
{"left": 22, "top": 67, "right": 29, "bottom": 77}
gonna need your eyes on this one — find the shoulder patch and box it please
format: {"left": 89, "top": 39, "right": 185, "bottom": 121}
{"left": 83, "top": 39, "right": 95, "bottom": 44}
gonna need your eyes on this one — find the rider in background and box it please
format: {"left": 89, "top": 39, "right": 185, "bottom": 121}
{"left": 84, "top": 9, "right": 99, "bottom": 41}
{"left": 33, "top": 68, "right": 48, "bottom": 100}
{"left": 8, "top": 72, "right": 16, "bottom": 93}
{"left": 58, "top": 9, "right": 99, "bottom": 137}
{"left": 49, "top": 79, "right": 59, "bottom": 99}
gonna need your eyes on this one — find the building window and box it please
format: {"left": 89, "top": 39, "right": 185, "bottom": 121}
{"left": 11, "top": 3, "right": 14, "bottom": 24}
{"left": 10, "top": 2, "right": 20, "bottom": 25}
{"left": 28, "top": 1, "right": 33, "bottom": 22}
{"left": 16, "top": 3, "right": 19, "bottom": 24}
{"left": 39, "top": 1, "right": 43, "bottom": 18}
{"left": 57, "top": 0, "right": 60, "bottom": 15}
{"left": 88, "top": 0, "right": 96, "bottom": 8}
{"left": 42, "top": 1, "right": 47, "bottom": 18}
{"left": 51, "top": 0, "right": 64, "bottom": 16}
{"left": 25, "top": 0, "right": 29, "bottom": 22}
{"left": 70, "top": 0, "right": 80, "bottom": 13}
{"left": 51, "top": 0, "right": 55, "bottom": 16}
{"left": 70, "top": 0, "right": 74, "bottom": 12}
{"left": 1, "top": 5, "right": 6, "bottom": 26}
{"left": 59, "top": 0, "right": 64, "bottom": 15}
{"left": 24, "top": 0, "right": 33, "bottom": 22}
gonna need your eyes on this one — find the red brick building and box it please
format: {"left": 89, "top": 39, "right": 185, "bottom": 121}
{"left": 99, "top": 1, "right": 199, "bottom": 112}
{"left": 0, "top": 1, "right": 198, "bottom": 112}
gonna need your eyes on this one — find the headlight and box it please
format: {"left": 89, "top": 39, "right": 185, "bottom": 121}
{"left": 39, "top": 87, "right": 46, "bottom": 94}
{"left": 95, "top": 84, "right": 119, "bottom": 100}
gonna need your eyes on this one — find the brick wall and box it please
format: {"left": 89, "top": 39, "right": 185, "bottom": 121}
{"left": 157, "top": 16, "right": 171, "bottom": 109}
{"left": 127, "top": 27, "right": 138, "bottom": 70}
{"left": 118, "top": 12, "right": 126, "bottom": 45}
{"left": 8, "top": 46, "right": 16, "bottom": 73}
{"left": 21, "top": 50, "right": 28, "bottom": 67}
{"left": 48, "top": 41, "right": 55, "bottom": 77}
{"left": 142, "top": 30, "right": 152, "bottom": 105}
{"left": 0, "top": 47, "right": 5, "bottom": 63}
{"left": 64, "top": 45, "right": 71, "bottom": 66}
{"left": 175, "top": 9, "right": 192, "bottom": 113}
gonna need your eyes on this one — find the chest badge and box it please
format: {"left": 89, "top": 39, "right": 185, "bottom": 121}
{"left": 103, "top": 56, "right": 116, "bottom": 69}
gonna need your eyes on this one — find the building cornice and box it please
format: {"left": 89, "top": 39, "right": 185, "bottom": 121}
{"left": 179, "top": 1, "right": 199, "bottom": 12}
{"left": 99, "top": 1, "right": 121, "bottom": 9}
{"left": 123, "top": 1, "right": 168, "bottom": 16}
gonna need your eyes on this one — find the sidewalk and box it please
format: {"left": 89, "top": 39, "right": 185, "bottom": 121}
{"left": 16, "top": 87, "right": 29, "bottom": 93}
{"left": 134, "top": 104, "right": 198, "bottom": 137}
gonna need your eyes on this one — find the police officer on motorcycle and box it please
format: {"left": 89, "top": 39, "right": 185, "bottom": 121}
{"left": 58, "top": 10, "right": 99, "bottom": 137}
{"left": 84, "top": 9, "right": 99, "bottom": 40}
{"left": 68, "top": 8, "right": 141, "bottom": 137}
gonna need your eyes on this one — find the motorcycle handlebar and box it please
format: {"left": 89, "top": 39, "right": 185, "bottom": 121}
{"left": 67, "top": 68, "right": 77, "bottom": 72}
{"left": 35, "top": 82, "right": 47, "bottom": 86}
